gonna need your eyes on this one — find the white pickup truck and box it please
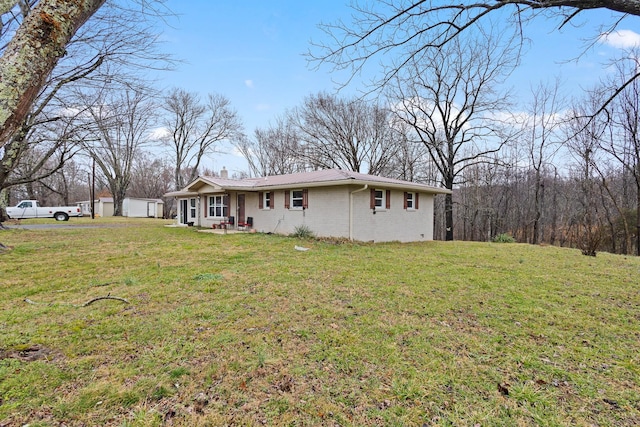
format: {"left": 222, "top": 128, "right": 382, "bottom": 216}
{"left": 6, "top": 200, "right": 83, "bottom": 221}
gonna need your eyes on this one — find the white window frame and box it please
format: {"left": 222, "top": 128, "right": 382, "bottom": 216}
{"left": 208, "top": 195, "right": 228, "bottom": 218}
{"left": 374, "top": 189, "right": 385, "bottom": 210}
{"left": 291, "top": 189, "right": 304, "bottom": 209}
{"left": 189, "top": 198, "right": 197, "bottom": 218}
{"left": 263, "top": 192, "right": 271, "bottom": 209}
{"left": 406, "top": 192, "right": 416, "bottom": 210}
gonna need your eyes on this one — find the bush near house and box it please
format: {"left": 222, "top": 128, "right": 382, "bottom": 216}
{"left": 1, "top": 218, "right": 639, "bottom": 426}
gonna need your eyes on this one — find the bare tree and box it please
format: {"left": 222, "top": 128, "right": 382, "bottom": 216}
{"left": 389, "top": 33, "right": 517, "bottom": 240}
{"left": 0, "top": 1, "right": 173, "bottom": 219}
{"left": 161, "top": 88, "right": 244, "bottom": 190}
{"left": 128, "top": 152, "right": 174, "bottom": 218}
{"left": 235, "top": 116, "right": 306, "bottom": 177}
{"left": 292, "top": 92, "right": 400, "bottom": 175}
{"left": 524, "top": 80, "right": 565, "bottom": 244}
{"left": 0, "top": 0, "right": 106, "bottom": 144}
{"left": 128, "top": 152, "right": 173, "bottom": 199}
{"left": 381, "top": 120, "right": 436, "bottom": 183}
{"left": 600, "top": 49, "right": 640, "bottom": 255}
{"left": 311, "top": 1, "right": 639, "bottom": 114}
{"left": 79, "top": 86, "right": 157, "bottom": 216}
{"left": 0, "top": 118, "right": 79, "bottom": 192}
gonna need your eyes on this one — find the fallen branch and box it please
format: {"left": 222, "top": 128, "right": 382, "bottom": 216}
{"left": 24, "top": 295, "right": 130, "bottom": 307}
{"left": 91, "top": 282, "right": 115, "bottom": 287}
{"left": 81, "top": 295, "right": 129, "bottom": 306}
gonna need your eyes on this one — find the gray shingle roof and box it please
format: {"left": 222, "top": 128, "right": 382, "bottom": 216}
{"left": 174, "top": 168, "right": 450, "bottom": 195}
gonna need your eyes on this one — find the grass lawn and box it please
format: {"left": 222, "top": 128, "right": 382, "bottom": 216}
{"left": 1, "top": 217, "right": 639, "bottom": 426}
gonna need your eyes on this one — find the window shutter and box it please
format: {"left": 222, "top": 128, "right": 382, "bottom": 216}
{"left": 302, "top": 189, "right": 308, "bottom": 209}
{"left": 284, "top": 190, "right": 290, "bottom": 209}
{"left": 370, "top": 189, "right": 375, "bottom": 209}
{"left": 259, "top": 192, "right": 263, "bottom": 209}
{"left": 404, "top": 192, "right": 408, "bottom": 209}
{"left": 386, "top": 190, "right": 391, "bottom": 209}
{"left": 415, "top": 193, "right": 419, "bottom": 210}
{"left": 269, "top": 192, "right": 274, "bottom": 209}
{"left": 204, "top": 197, "right": 207, "bottom": 217}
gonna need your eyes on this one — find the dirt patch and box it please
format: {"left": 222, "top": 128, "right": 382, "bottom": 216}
{"left": 0, "top": 344, "right": 59, "bottom": 362}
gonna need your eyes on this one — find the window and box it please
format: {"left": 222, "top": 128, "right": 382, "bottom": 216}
{"left": 374, "top": 189, "right": 384, "bottom": 208}
{"left": 370, "top": 189, "right": 390, "bottom": 210}
{"left": 405, "top": 192, "right": 416, "bottom": 209}
{"left": 285, "top": 189, "right": 308, "bottom": 209}
{"left": 259, "top": 192, "right": 273, "bottom": 209}
{"left": 208, "top": 195, "right": 228, "bottom": 217}
{"left": 292, "top": 190, "right": 304, "bottom": 208}
{"left": 189, "top": 198, "right": 196, "bottom": 218}
{"left": 18, "top": 201, "right": 32, "bottom": 208}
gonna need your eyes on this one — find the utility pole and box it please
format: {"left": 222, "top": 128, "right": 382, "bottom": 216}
{"left": 91, "top": 157, "right": 95, "bottom": 219}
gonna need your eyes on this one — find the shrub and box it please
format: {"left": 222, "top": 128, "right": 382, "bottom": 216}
{"left": 291, "top": 224, "right": 315, "bottom": 239}
{"left": 493, "top": 233, "right": 515, "bottom": 243}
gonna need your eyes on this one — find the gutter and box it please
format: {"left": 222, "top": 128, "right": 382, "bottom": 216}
{"left": 349, "top": 184, "right": 368, "bottom": 241}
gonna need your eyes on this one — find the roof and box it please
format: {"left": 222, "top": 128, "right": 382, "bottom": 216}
{"left": 75, "top": 197, "right": 114, "bottom": 204}
{"left": 166, "top": 169, "right": 451, "bottom": 196}
{"left": 125, "top": 197, "right": 164, "bottom": 203}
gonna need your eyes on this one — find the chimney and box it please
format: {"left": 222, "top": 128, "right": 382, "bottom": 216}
{"left": 220, "top": 167, "right": 228, "bottom": 179}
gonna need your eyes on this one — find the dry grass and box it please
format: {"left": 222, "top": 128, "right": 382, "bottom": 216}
{"left": 1, "top": 217, "right": 639, "bottom": 426}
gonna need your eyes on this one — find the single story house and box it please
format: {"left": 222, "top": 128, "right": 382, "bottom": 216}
{"left": 77, "top": 197, "right": 164, "bottom": 218}
{"left": 164, "top": 169, "right": 450, "bottom": 242}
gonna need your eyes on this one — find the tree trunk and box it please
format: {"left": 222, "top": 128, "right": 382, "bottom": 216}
{"left": 0, "top": 0, "right": 106, "bottom": 145}
{"left": 445, "top": 192, "right": 454, "bottom": 241}
{"left": 637, "top": 183, "right": 640, "bottom": 256}
{"left": 0, "top": 188, "right": 8, "bottom": 222}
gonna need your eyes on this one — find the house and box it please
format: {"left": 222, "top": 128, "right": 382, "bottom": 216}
{"left": 76, "top": 197, "right": 164, "bottom": 218}
{"left": 164, "top": 169, "right": 450, "bottom": 242}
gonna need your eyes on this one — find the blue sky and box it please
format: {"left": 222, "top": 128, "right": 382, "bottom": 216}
{"left": 154, "top": 1, "right": 640, "bottom": 175}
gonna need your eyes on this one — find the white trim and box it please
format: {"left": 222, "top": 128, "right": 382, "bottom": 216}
{"left": 373, "top": 189, "right": 386, "bottom": 211}
{"left": 262, "top": 191, "right": 271, "bottom": 210}
{"left": 406, "top": 191, "right": 416, "bottom": 210}
{"left": 290, "top": 189, "right": 304, "bottom": 209}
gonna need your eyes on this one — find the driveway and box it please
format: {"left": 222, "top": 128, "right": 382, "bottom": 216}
{"left": 1, "top": 222, "right": 125, "bottom": 230}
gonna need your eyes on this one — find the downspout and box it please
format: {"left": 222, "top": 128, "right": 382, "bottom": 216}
{"left": 349, "top": 184, "right": 368, "bottom": 241}
{"left": 196, "top": 195, "right": 201, "bottom": 227}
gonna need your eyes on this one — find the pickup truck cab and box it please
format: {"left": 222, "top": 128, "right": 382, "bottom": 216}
{"left": 6, "top": 200, "right": 83, "bottom": 221}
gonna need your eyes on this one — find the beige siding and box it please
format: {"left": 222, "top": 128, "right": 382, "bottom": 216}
{"left": 350, "top": 190, "right": 434, "bottom": 242}
{"left": 248, "top": 186, "right": 350, "bottom": 237}
{"left": 175, "top": 186, "right": 437, "bottom": 242}
{"left": 246, "top": 186, "right": 434, "bottom": 242}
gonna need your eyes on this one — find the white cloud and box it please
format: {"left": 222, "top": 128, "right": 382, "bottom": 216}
{"left": 244, "top": 79, "right": 254, "bottom": 88}
{"left": 599, "top": 30, "right": 640, "bottom": 49}
{"left": 149, "top": 127, "right": 169, "bottom": 140}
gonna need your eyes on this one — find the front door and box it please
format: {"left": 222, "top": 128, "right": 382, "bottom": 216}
{"left": 237, "top": 194, "right": 245, "bottom": 224}
{"left": 180, "top": 199, "right": 188, "bottom": 224}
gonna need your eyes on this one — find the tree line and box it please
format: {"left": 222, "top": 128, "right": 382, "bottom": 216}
{"left": 0, "top": 1, "right": 639, "bottom": 256}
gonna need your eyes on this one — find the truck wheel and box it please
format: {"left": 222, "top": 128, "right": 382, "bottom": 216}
{"left": 54, "top": 212, "right": 69, "bottom": 221}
